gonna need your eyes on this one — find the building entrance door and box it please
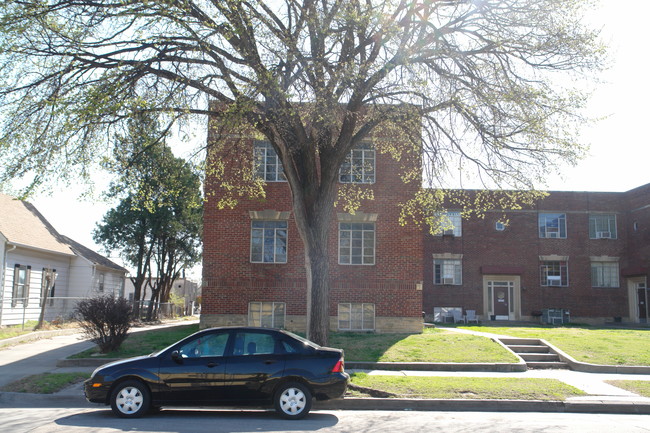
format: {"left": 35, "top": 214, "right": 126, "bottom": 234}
{"left": 638, "top": 282, "right": 648, "bottom": 323}
{"left": 488, "top": 280, "right": 513, "bottom": 320}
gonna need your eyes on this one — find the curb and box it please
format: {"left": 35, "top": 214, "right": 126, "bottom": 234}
{"left": 0, "top": 328, "right": 82, "bottom": 349}
{"left": 315, "top": 397, "right": 650, "bottom": 414}
{"left": 2, "top": 391, "right": 648, "bottom": 415}
{"left": 347, "top": 361, "right": 527, "bottom": 372}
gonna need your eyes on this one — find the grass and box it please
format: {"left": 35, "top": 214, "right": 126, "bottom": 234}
{"left": 71, "top": 323, "right": 200, "bottom": 358}
{"left": 605, "top": 380, "right": 650, "bottom": 398}
{"left": 350, "top": 373, "right": 586, "bottom": 400}
{"left": 0, "top": 372, "right": 90, "bottom": 394}
{"left": 457, "top": 324, "right": 650, "bottom": 366}
{"left": 0, "top": 320, "right": 78, "bottom": 341}
{"left": 331, "top": 328, "right": 519, "bottom": 363}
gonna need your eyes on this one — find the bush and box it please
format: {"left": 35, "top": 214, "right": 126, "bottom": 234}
{"left": 75, "top": 296, "right": 132, "bottom": 353}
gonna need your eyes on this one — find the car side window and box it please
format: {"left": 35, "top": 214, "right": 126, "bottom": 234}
{"left": 178, "top": 332, "right": 229, "bottom": 358}
{"left": 232, "top": 332, "right": 278, "bottom": 356}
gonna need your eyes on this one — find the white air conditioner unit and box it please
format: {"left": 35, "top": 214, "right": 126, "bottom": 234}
{"left": 596, "top": 231, "right": 611, "bottom": 239}
{"left": 546, "top": 276, "right": 562, "bottom": 286}
{"left": 443, "top": 229, "right": 455, "bottom": 236}
{"left": 547, "top": 231, "right": 559, "bottom": 238}
{"left": 443, "top": 277, "right": 455, "bottom": 285}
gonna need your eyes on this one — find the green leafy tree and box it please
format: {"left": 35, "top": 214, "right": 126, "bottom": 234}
{"left": 0, "top": 1, "right": 604, "bottom": 344}
{"left": 94, "top": 114, "right": 202, "bottom": 320}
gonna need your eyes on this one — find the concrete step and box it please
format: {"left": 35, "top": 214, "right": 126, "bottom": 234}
{"left": 499, "top": 338, "right": 543, "bottom": 346}
{"left": 526, "top": 361, "right": 569, "bottom": 369}
{"left": 508, "top": 344, "right": 550, "bottom": 354}
{"left": 519, "top": 353, "right": 561, "bottom": 362}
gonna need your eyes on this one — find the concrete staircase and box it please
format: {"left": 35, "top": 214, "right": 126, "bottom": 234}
{"left": 499, "top": 337, "right": 569, "bottom": 369}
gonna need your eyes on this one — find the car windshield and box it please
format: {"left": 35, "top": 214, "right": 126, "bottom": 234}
{"left": 283, "top": 330, "right": 321, "bottom": 349}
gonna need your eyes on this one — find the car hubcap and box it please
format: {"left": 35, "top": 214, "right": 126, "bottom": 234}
{"left": 116, "top": 387, "right": 143, "bottom": 414}
{"left": 280, "top": 388, "right": 305, "bottom": 415}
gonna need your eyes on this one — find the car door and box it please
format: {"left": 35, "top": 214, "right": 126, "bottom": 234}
{"left": 158, "top": 330, "right": 230, "bottom": 404}
{"left": 223, "top": 330, "right": 287, "bottom": 401}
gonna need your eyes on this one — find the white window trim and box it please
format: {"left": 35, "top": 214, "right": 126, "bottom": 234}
{"left": 338, "top": 303, "right": 375, "bottom": 331}
{"left": 250, "top": 219, "right": 289, "bottom": 264}
{"left": 539, "top": 213, "right": 567, "bottom": 239}
{"left": 339, "top": 142, "right": 376, "bottom": 184}
{"left": 254, "top": 140, "right": 286, "bottom": 182}
{"left": 338, "top": 222, "right": 376, "bottom": 266}
{"left": 434, "top": 211, "right": 462, "bottom": 237}
{"left": 248, "top": 301, "right": 286, "bottom": 328}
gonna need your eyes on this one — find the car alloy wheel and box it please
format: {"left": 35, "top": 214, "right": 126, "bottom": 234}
{"left": 274, "top": 382, "right": 312, "bottom": 420}
{"left": 110, "top": 380, "right": 150, "bottom": 418}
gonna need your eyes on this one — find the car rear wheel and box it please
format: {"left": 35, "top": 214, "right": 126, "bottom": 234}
{"left": 274, "top": 382, "right": 312, "bottom": 420}
{"left": 110, "top": 380, "right": 151, "bottom": 418}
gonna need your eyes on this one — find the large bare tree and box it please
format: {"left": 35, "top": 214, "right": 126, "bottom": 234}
{"left": 0, "top": 0, "right": 603, "bottom": 344}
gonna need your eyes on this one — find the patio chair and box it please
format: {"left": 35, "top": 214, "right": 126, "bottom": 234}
{"left": 465, "top": 310, "right": 479, "bottom": 324}
{"left": 451, "top": 310, "right": 466, "bottom": 324}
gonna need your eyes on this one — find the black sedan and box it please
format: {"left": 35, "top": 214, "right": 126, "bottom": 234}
{"left": 84, "top": 326, "right": 348, "bottom": 419}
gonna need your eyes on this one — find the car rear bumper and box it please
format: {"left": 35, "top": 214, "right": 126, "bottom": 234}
{"left": 312, "top": 373, "right": 349, "bottom": 400}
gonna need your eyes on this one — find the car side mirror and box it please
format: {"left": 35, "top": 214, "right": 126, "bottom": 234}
{"left": 171, "top": 350, "right": 182, "bottom": 363}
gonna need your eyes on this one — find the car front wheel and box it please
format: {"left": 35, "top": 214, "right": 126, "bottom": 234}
{"left": 110, "top": 380, "right": 151, "bottom": 418}
{"left": 274, "top": 382, "right": 312, "bottom": 420}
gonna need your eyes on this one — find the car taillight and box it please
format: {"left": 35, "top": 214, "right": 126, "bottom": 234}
{"left": 331, "top": 358, "right": 344, "bottom": 373}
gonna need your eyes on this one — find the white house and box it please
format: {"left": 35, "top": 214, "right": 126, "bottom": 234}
{"left": 0, "top": 193, "right": 127, "bottom": 326}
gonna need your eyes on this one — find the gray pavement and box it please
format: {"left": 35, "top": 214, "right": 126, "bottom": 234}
{"left": 1, "top": 320, "right": 649, "bottom": 414}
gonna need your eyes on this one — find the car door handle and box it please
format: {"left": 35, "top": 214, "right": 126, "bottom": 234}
{"left": 264, "top": 360, "right": 276, "bottom": 365}
{"left": 206, "top": 362, "right": 220, "bottom": 368}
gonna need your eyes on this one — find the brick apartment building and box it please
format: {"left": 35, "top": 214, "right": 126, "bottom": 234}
{"left": 427, "top": 185, "right": 650, "bottom": 326}
{"left": 202, "top": 123, "right": 650, "bottom": 332}
{"left": 202, "top": 119, "right": 424, "bottom": 334}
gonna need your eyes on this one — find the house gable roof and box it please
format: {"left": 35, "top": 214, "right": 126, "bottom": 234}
{"left": 0, "top": 193, "right": 74, "bottom": 256}
{"left": 59, "top": 235, "right": 127, "bottom": 273}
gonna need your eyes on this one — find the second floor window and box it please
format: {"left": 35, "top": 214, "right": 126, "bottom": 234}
{"left": 589, "top": 214, "right": 617, "bottom": 239}
{"left": 540, "top": 261, "right": 568, "bottom": 286}
{"left": 339, "top": 222, "right": 375, "bottom": 265}
{"left": 339, "top": 143, "right": 375, "bottom": 183}
{"left": 591, "top": 262, "right": 619, "bottom": 288}
{"left": 433, "top": 259, "right": 462, "bottom": 285}
{"left": 539, "top": 213, "right": 566, "bottom": 238}
{"left": 254, "top": 141, "right": 286, "bottom": 182}
{"left": 251, "top": 220, "right": 288, "bottom": 263}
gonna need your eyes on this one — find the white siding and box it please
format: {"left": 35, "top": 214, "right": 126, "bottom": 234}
{"left": 1, "top": 247, "right": 72, "bottom": 326}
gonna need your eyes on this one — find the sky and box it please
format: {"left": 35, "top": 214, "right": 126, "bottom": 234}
{"left": 23, "top": 1, "right": 650, "bottom": 278}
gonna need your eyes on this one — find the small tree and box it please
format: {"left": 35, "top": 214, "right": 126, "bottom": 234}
{"left": 75, "top": 295, "right": 132, "bottom": 353}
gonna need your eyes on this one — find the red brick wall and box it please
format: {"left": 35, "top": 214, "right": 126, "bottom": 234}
{"left": 423, "top": 190, "right": 635, "bottom": 320}
{"left": 202, "top": 127, "right": 424, "bottom": 324}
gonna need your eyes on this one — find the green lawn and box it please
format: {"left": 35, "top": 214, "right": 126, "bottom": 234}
{"left": 350, "top": 373, "right": 586, "bottom": 400}
{"left": 0, "top": 372, "right": 90, "bottom": 394}
{"left": 331, "top": 328, "right": 518, "bottom": 363}
{"left": 71, "top": 323, "right": 200, "bottom": 358}
{"left": 458, "top": 325, "right": 650, "bottom": 366}
{"left": 605, "top": 380, "right": 650, "bottom": 398}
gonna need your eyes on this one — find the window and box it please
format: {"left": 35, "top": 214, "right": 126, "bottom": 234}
{"left": 178, "top": 332, "right": 229, "bottom": 358}
{"left": 589, "top": 214, "right": 617, "bottom": 239}
{"left": 254, "top": 140, "right": 286, "bottom": 182}
{"left": 12, "top": 264, "right": 31, "bottom": 308}
{"left": 339, "top": 143, "right": 375, "bottom": 183}
{"left": 248, "top": 302, "right": 286, "bottom": 328}
{"left": 433, "top": 259, "right": 462, "bottom": 285}
{"left": 233, "top": 332, "right": 278, "bottom": 356}
{"left": 338, "top": 222, "right": 375, "bottom": 265}
{"left": 338, "top": 303, "right": 375, "bottom": 331}
{"left": 251, "top": 220, "right": 288, "bottom": 263}
{"left": 98, "top": 273, "right": 105, "bottom": 292}
{"left": 40, "top": 268, "right": 56, "bottom": 307}
{"left": 435, "top": 211, "right": 462, "bottom": 236}
{"left": 591, "top": 262, "right": 619, "bottom": 288}
{"left": 540, "top": 261, "right": 568, "bottom": 286}
{"left": 495, "top": 222, "right": 506, "bottom": 231}
{"left": 539, "top": 213, "right": 566, "bottom": 238}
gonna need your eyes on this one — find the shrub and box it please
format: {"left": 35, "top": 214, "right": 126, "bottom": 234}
{"left": 75, "top": 295, "right": 132, "bottom": 353}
